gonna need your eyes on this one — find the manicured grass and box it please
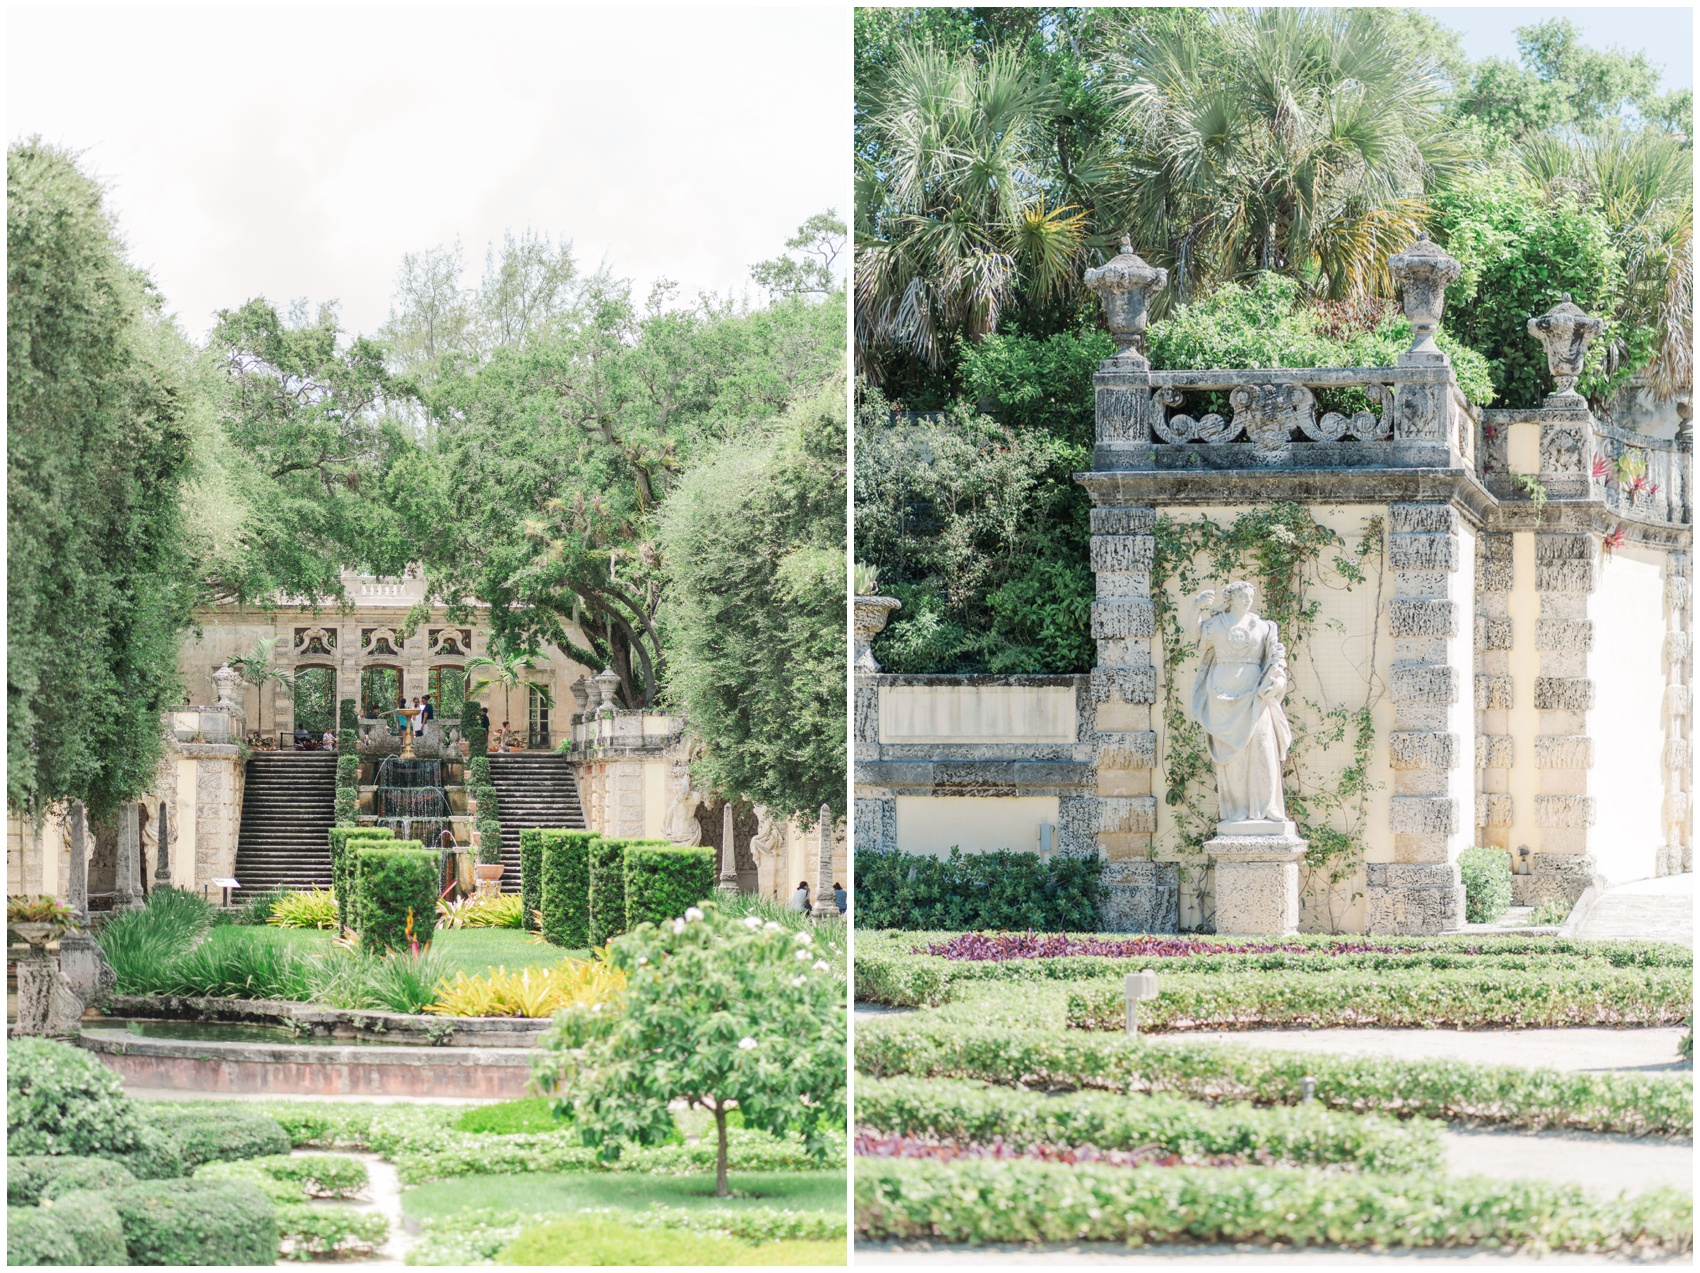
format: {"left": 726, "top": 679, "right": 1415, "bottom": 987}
{"left": 162, "top": 924, "right": 581, "bottom": 981}
{"left": 402, "top": 1170, "right": 847, "bottom": 1219}
{"left": 498, "top": 1218, "right": 843, "bottom": 1265}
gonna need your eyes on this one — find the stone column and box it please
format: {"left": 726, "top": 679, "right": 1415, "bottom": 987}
{"left": 717, "top": 801, "right": 739, "bottom": 895}
{"left": 1475, "top": 533, "right": 1515, "bottom": 849}
{"left": 1664, "top": 555, "right": 1692, "bottom": 873}
{"left": 113, "top": 801, "right": 141, "bottom": 910}
{"left": 1370, "top": 504, "right": 1469, "bottom": 933}
{"left": 58, "top": 801, "right": 113, "bottom": 1003}
{"left": 1528, "top": 531, "right": 1598, "bottom": 902}
{"left": 810, "top": 804, "right": 837, "bottom": 918}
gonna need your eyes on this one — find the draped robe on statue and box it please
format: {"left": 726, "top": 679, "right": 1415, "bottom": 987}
{"left": 1190, "top": 611, "right": 1293, "bottom": 825}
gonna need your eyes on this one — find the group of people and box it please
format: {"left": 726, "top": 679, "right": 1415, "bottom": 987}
{"left": 789, "top": 879, "right": 848, "bottom": 914}
{"left": 393, "top": 694, "right": 437, "bottom": 737}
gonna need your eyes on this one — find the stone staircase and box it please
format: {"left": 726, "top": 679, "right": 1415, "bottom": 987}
{"left": 485, "top": 754, "right": 587, "bottom": 892}
{"left": 233, "top": 753, "right": 337, "bottom": 892}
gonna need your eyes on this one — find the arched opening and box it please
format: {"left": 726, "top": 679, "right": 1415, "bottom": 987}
{"left": 292, "top": 665, "right": 336, "bottom": 739}
{"left": 361, "top": 665, "right": 404, "bottom": 729}
{"left": 429, "top": 666, "right": 466, "bottom": 721}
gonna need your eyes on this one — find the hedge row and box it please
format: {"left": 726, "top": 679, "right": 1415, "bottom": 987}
{"left": 527, "top": 831, "right": 703, "bottom": 948}
{"left": 539, "top": 830, "right": 597, "bottom": 948}
{"left": 7, "top": 1194, "right": 128, "bottom": 1265}
{"left": 856, "top": 1077, "right": 1440, "bottom": 1174}
{"left": 855, "top": 1025, "right": 1693, "bottom": 1136}
{"left": 625, "top": 843, "right": 715, "bottom": 929}
{"left": 328, "top": 825, "right": 392, "bottom": 932}
{"left": 8, "top": 1178, "right": 280, "bottom": 1266}
{"left": 352, "top": 840, "right": 437, "bottom": 953}
{"left": 1062, "top": 965, "right": 1695, "bottom": 1032}
{"left": 519, "top": 829, "right": 545, "bottom": 932}
{"left": 854, "top": 847, "right": 1102, "bottom": 932}
{"left": 588, "top": 836, "right": 628, "bottom": 947}
{"left": 855, "top": 1159, "right": 1692, "bottom": 1254}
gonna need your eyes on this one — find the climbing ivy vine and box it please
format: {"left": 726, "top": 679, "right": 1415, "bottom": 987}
{"left": 1149, "top": 503, "right": 1386, "bottom": 932}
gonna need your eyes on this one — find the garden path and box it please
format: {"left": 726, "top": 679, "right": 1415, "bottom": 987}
{"left": 1441, "top": 1127, "right": 1691, "bottom": 1195}
{"left": 854, "top": 1243, "right": 1685, "bottom": 1265}
{"left": 1571, "top": 873, "right": 1692, "bottom": 947}
{"left": 1161, "top": 1026, "right": 1690, "bottom": 1075}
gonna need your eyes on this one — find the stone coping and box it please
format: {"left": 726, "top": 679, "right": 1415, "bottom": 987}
{"left": 78, "top": 1028, "right": 535, "bottom": 1069}
{"left": 98, "top": 995, "right": 551, "bottom": 1046}
{"left": 864, "top": 673, "right": 1088, "bottom": 688}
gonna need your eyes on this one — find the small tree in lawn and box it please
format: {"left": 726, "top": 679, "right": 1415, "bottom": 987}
{"left": 533, "top": 902, "right": 845, "bottom": 1197}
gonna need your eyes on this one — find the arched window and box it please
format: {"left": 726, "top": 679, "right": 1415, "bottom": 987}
{"left": 429, "top": 666, "right": 466, "bottom": 720}
{"left": 361, "top": 666, "right": 404, "bottom": 726}
{"left": 292, "top": 666, "right": 336, "bottom": 737}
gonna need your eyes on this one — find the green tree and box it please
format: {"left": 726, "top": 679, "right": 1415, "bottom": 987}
{"left": 535, "top": 904, "right": 845, "bottom": 1198}
{"left": 464, "top": 650, "right": 553, "bottom": 731}
{"left": 654, "top": 381, "right": 847, "bottom": 821}
{"left": 8, "top": 141, "right": 197, "bottom": 817}
{"left": 750, "top": 210, "right": 846, "bottom": 299}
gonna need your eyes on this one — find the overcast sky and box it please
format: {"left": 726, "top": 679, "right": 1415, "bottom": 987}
{"left": 9, "top": 7, "right": 847, "bottom": 340}
{"left": 1420, "top": 5, "right": 1693, "bottom": 89}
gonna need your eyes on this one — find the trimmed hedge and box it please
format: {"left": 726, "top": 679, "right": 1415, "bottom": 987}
{"left": 340, "top": 698, "right": 359, "bottom": 734}
{"left": 328, "top": 825, "right": 393, "bottom": 932}
{"left": 856, "top": 1024, "right": 1694, "bottom": 1136}
{"left": 139, "top": 1106, "right": 290, "bottom": 1170}
{"left": 539, "top": 830, "right": 597, "bottom": 948}
{"left": 6, "top": 1037, "right": 152, "bottom": 1160}
{"left": 623, "top": 844, "right": 716, "bottom": 929}
{"left": 8, "top": 1154, "right": 136, "bottom": 1205}
{"left": 855, "top": 1159, "right": 1693, "bottom": 1253}
{"left": 1460, "top": 845, "right": 1514, "bottom": 924}
{"left": 468, "top": 755, "right": 492, "bottom": 784}
{"left": 80, "top": 1178, "right": 278, "bottom": 1265}
{"left": 857, "top": 1076, "right": 1439, "bottom": 1174}
{"left": 1061, "top": 965, "right": 1695, "bottom": 1032}
{"left": 855, "top": 847, "right": 1102, "bottom": 932}
{"left": 468, "top": 726, "right": 488, "bottom": 758}
{"left": 588, "top": 836, "right": 624, "bottom": 947}
{"left": 7, "top": 1196, "right": 127, "bottom": 1266}
{"left": 352, "top": 840, "right": 437, "bottom": 954}
{"left": 336, "top": 754, "right": 359, "bottom": 788}
{"left": 519, "top": 829, "right": 544, "bottom": 932}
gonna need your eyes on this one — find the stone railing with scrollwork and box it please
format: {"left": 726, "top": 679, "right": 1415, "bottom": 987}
{"left": 1095, "top": 365, "right": 1475, "bottom": 472}
{"left": 1595, "top": 421, "right": 1691, "bottom": 528}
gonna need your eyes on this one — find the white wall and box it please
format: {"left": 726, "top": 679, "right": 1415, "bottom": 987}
{"left": 1590, "top": 545, "right": 1667, "bottom": 883}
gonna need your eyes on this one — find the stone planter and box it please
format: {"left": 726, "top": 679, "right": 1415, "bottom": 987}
{"left": 9, "top": 922, "right": 60, "bottom": 949}
{"left": 474, "top": 863, "right": 504, "bottom": 884}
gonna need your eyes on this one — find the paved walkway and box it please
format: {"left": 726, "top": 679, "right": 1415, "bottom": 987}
{"left": 1170, "top": 1026, "right": 1691, "bottom": 1075}
{"left": 1572, "top": 873, "right": 1692, "bottom": 947}
{"left": 855, "top": 1244, "right": 1687, "bottom": 1266}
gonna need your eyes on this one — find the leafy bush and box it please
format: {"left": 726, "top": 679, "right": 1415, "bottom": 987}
{"left": 468, "top": 726, "right": 488, "bottom": 758}
{"left": 1459, "top": 845, "right": 1514, "bottom": 924}
{"left": 453, "top": 1098, "right": 568, "bottom": 1136}
{"left": 519, "top": 828, "right": 544, "bottom": 932}
{"left": 468, "top": 755, "right": 492, "bottom": 784}
{"left": 7, "top": 1154, "right": 135, "bottom": 1204}
{"left": 622, "top": 844, "right": 715, "bottom": 930}
{"left": 276, "top": 1201, "right": 389, "bottom": 1261}
{"left": 328, "top": 825, "right": 392, "bottom": 931}
{"left": 352, "top": 841, "right": 437, "bottom": 954}
{"left": 588, "top": 835, "right": 628, "bottom": 947}
{"left": 427, "top": 957, "right": 623, "bottom": 1018}
{"left": 88, "top": 1178, "right": 278, "bottom": 1265}
{"left": 140, "top": 1106, "right": 290, "bottom": 1170}
{"left": 6, "top": 1204, "right": 83, "bottom": 1265}
{"left": 266, "top": 888, "right": 338, "bottom": 929}
{"left": 1531, "top": 897, "right": 1573, "bottom": 925}
{"left": 498, "top": 1215, "right": 841, "bottom": 1266}
{"left": 335, "top": 752, "right": 359, "bottom": 788}
{"left": 539, "top": 829, "right": 597, "bottom": 947}
{"left": 437, "top": 891, "right": 524, "bottom": 929}
{"left": 336, "top": 728, "right": 357, "bottom": 757}
{"left": 197, "top": 1152, "right": 367, "bottom": 1198}
{"left": 957, "top": 327, "right": 1115, "bottom": 448}
{"left": 856, "top": 1023, "right": 1693, "bottom": 1136}
{"left": 858, "top": 1076, "right": 1440, "bottom": 1174}
{"left": 856, "top": 1159, "right": 1691, "bottom": 1253}
{"left": 536, "top": 903, "right": 845, "bottom": 1195}
{"left": 855, "top": 847, "right": 1102, "bottom": 932}
{"left": 6, "top": 1037, "right": 152, "bottom": 1159}
{"left": 333, "top": 786, "right": 358, "bottom": 827}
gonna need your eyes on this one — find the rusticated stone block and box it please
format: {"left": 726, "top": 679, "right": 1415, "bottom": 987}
{"left": 1098, "top": 796, "right": 1157, "bottom": 834}
{"left": 1090, "top": 535, "right": 1155, "bottom": 573}
{"left": 1535, "top": 533, "right": 1594, "bottom": 561}
{"left": 1534, "top": 677, "right": 1594, "bottom": 711}
{"left": 1535, "top": 618, "right": 1594, "bottom": 652}
{"left": 1389, "top": 504, "right": 1456, "bottom": 535}
{"left": 1534, "top": 735, "right": 1593, "bottom": 770}
{"left": 1389, "top": 600, "right": 1458, "bottom": 637}
{"left": 1090, "top": 506, "right": 1156, "bottom": 535}
{"left": 1475, "top": 676, "right": 1513, "bottom": 710}
{"left": 1665, "top": 574, "right": 1691, "bottom": 611}
{"left": 1480, "top": 561, "right": 1514, "bottom": 593}
{"left": 1478, "top": 533, "right": 1513, "bottom": 561}
{"left": 1091, "top": 600, "right": 1156, "bottom": 639}
{"left": 1667, "top": 632, "right": 1692, "bottom": 663}
{"left": 1390, "top": 795, "right": 1457, "bottom": 835}
{"left": 1535, "top": 795, "right": 1596, "bottom": 828}
{"left": 1666, "top": 738, "right": 1692, "bottom": 772}
{"left": 1477, "top": 735, "right": 1514, "bottom": 769}
{"left": 1389, "top": 731, "right": 1454, "bottom": 770}
{"left": 1479, "top": 793, "right": 1512, "bottom": 827}
{"left": 1390, "top": 665, "right": 1459, "bottom": 704}
{"left": 1366, "top": 861, "right": 1461, "bottom": 890}
{"left": 1476, "top": 617, "right": 1513, "bottom": 650}
{"left": 1098, "top": 859, "right": 1179, "bottom": 934}
{"left": 1389, "top": 534, "right": 1458, "bottom": 573}
{"left": 1096, "top": 731, "right": 1157, "bottom": 770}
{"left": 1090, "top": 666, "right": 1157, "bottom": 705}
{"left": 1665, "top": 685, "right": 1691, "bottom": 719}
{"left": 1536, "top": 560, "right": 1596, "bottom": 593}
{"left": 1365, "top": 859, "right": 1464, "bottom": 935}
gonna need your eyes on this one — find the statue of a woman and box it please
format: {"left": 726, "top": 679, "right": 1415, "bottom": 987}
{"left": 1187, "top": 581, "right": 1293, "bottom": 830}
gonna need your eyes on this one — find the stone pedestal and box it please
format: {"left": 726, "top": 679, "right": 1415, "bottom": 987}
{"left": 1204, "top": 828, "right": 1306, "bottom": 935}
{"left": 57, "top": 929, "right": 114, "bottom": 1004}
{"left": 13, "top": 947, "right": 84, "bottom": 1036}
{"left": 1099, "top": 859, "right": 1178, "bottom": 933}
{"left": 1367, "top": 862, "right": 1466, "bottom": 932}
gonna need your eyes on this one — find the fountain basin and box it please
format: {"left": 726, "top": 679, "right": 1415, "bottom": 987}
{"left": 100, "top": 995, "right": 552, "bottom": 1047}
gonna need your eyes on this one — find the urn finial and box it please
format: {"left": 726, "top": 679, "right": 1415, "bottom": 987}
{"left": 1388, "top": 232, "right": 1463, "bottom": 365}
{"left": 1084, "top": 236, "right": 1168, "bottom": 368}
{"left": 1527, "top": 293, "right": 1604, "bottom": 406}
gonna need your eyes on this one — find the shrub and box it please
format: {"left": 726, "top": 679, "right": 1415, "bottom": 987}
{"left": 1459, "top": 845, "right": 1514, "bottom": 924}
{"left": 588, "top": 836, "right": 627, "bottom": 947}
{"left": 7, "top": 1154, "right": 135, "bottom": 1204}
{"left": 333, "top": 786, "right": 359, "bottom": 826}
{"left": 141, "top": 1106, "right": 290, "bottom": 1169}
{"left": 427, "top": 958, "right": 624, "bottom": 1018}
{"left": 107, "top": 1126, "right": 188, "bottom": 1180}
{"left": 468, "top": 755, "right": 492, "bottom": 784}
{"left": 197, "top": 1151, "right": 366, "bottom": 1198}
{"left": 468, "top": 726, "right": 488, "bottom": 757}
{"left": 1531, "top": 897, "right": 1573, "bottom": 925}
{"left": 230, "top": 884, "right": 291, "bottom": 926}
{"left": 98, "top": 886, "right": 212, "bottom": 991}
{"left": 352, "top": 841, "right": 437, "bottom": 954}
{"left": 539, "top": 830, "right": 597, "bottom": 947}
{"left": 855, "top": 847, "right": 1102, "bottom": 932}
{"left": 453, "top": 1098, "right": 568, "bottom": 1136}
{"left": 856, "top": 1159, "right": 1692, "bottom": 1253}
{"left": 438, "top": 892, "right": 525, "bottom": 929}
{"left": 91, "top": 1178, "right": 277, "bottom": 1265}
{"left": 39, "top": 1195, "right": 128, "bottom": 1265}
{"left": 857, "top": 1023, "right": 1693, "bottom": 1136}
{"left": 622, "top": 844, "right": 715, "bottom": 930}
{"left": 339, "top": 698, "right": 359, "bottom": 734}
{"left": 329, "top": 826, "right": 394, "bottom": 931}
{"left": 498, "top": 1216, "right": 841, "bottom": 1266}
{"left": 336, "top": 728, "right": 357, "bottom": 757}
{"left": 519, "top": 829, "right": 545, "bottom": 932}
{"left": 277, "top": 1202, "right": 389, "bottom": 1260}
{"left": 266, "top": 888, "right": 338, "bottom": 930}
{"left": 6, "top": 1037, "right": 151, "bottom": 1158}
{"left": 476, "top": 827, "right": 504, "bottom": 866}
{"left": 857, "top": 1076, "right": 1440, "bottom": 1174}
{"left": 6, "top": 1205, "right": 81, "bottom": 1265}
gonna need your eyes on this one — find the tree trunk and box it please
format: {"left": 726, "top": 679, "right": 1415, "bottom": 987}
{"left": 714, "top": 1104, "right": 730, "bottom": 1198}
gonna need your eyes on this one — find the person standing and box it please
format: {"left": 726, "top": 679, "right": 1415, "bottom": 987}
{"left": 479, "top": 705, "right": 491, "bottom": 734}
{"left": 833, "top": 881, "right": 847, "bottom": 914}
{"left": 790, "top": 879, "right": 811, "bottom": 912}
{"left": 412, "top": 697, "right": 427, "bottom": 738}
{"left": 422, "top": 695, "right": 435, "bottom": 724}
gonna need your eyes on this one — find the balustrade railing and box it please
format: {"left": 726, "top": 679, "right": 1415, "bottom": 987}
{"left": 1593, "top": 421, "right": 1690, "bottom": 526}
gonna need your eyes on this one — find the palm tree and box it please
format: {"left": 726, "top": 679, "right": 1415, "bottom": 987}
{"left": 227, "top": 636, "right": 293, "bottom": 693}
{"left": 1104, "top": 8, "right": 1464, "bottom": 306}
{"left": 855, "top": 42, "right": 1089, "bottom": 380}
{"left": 464, "top": 650, "right": 555, "bottom": 733}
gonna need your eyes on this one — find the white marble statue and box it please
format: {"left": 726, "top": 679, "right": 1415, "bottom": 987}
{"left": 1186, "top": 581, "right": 1293, "bottom": 830}
{"left": 663, "top": 758, "right": 704, "bottom": 847}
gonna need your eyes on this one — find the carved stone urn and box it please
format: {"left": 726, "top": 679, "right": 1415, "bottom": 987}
{"left": 1527, "top": 294, "right": 1604, "bottom": 405}
{"left": 853, "top": 596, "right": 902, "bottom": 673}
{"left": 1084, "top": 236, "right": 1168, "bottom": 367}
{"left": 591, "top": 668, "right": 621, "bottom": 720}
{"left": 1389, "top": 233, "right": 1462, "bottom": 365}
{"left": 212, "top": 661, "right": 243, "bottom": 711}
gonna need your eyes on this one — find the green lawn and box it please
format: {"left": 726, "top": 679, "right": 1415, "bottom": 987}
{"left": 208, "top": 923, "right": 584, "bottom": 976}
{"left": 403, "top": 1170, "right": 847, "bottom": 1220}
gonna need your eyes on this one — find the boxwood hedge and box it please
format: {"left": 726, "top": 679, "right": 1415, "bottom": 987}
{"left": 7, "top": 1154, "right": 136, "bottom": 1205}
{"left": 539, "top": 829, "right": 598, "bottom": 948}
{"left": 139, "top": 1106, "right": 290, "bottom": 1170}
{"left": 6, "top": 1197, "right": 127, "bottom": 1266}
{"left": 519, "top": 828, "right": 545, "bottom": 932}
{"left": 75, "top": 1178, "right": 278, "bottom": 1265}
{"left": 855, "top": 847, "right": 1102, "bottom": 932}
{"left": 590, "top": 837, "right": 670, "bottom": 947}
{"left": 623, "top": 844, "right": 715, "bottom": 930}
{"left": 328, "top": 825, "right": 393, "bottom": 931}
{"left": 352, "top": 840, "right": 437, "bottom": 954}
